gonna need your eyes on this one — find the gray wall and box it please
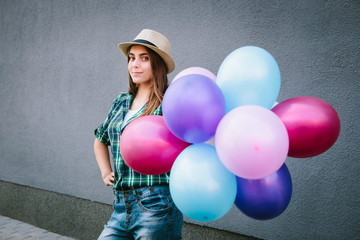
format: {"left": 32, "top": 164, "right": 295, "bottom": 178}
{"left": 1, "top": 0, "right": 359, "bottom": 239}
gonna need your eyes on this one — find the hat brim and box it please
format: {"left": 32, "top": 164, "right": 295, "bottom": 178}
{"left": 118, "top": 42, "right": 175, "bottom": 73}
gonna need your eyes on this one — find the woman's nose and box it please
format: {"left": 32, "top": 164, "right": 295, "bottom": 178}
{"left": 132, "top": 58, "right": 140, "bottom": 67}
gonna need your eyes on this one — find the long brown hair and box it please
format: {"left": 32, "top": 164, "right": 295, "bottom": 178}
{"left": 127, "top": 46, "right": 169, "bottom": 116}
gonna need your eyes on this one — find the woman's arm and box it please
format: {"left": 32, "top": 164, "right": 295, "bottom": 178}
{"left": 94, "top": 138, "right": 114, "bottom": 186}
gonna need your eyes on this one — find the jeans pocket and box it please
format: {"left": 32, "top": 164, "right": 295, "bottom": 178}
{"left": 139, "top": 190, "right": 171, "bottom": 213}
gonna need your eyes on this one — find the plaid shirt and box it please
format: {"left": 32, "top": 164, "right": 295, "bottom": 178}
{"left": 95, "top": 93, "right": 169, "bottom": 190}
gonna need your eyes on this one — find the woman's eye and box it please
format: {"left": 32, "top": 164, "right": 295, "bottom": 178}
{"left": 142, "top": 57, "right": 149, "bottom": 61}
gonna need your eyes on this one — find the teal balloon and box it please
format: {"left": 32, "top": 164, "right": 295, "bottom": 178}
{"left": 217, "top": 46, "right": 281, "bottom": 112}
{"left": 170, "top": 143, "right": 237, "bottom": 222}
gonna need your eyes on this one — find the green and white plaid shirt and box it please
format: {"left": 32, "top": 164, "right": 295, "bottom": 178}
{"left": 95, "top": 93, "right": 169, "bottom": 190}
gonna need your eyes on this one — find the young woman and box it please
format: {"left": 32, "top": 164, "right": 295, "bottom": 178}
{"left": 94, "top": 29, "right": 183, "bottom": 240}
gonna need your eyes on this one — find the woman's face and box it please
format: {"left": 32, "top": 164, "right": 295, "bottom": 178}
{"left": 128, "top": 45, "right": 152, "bottom": 86}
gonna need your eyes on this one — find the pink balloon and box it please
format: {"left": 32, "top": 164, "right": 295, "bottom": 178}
{"left": 272, "top": 96, "right": 340, "bottom": 158}
{"left": 172, "top": 67, "right": 216, "bottom": 83}
{"left": 120, "top": 115, "right": 191, "bottom": 175}
{"left": 215, "top": 105, "right": 289, "bottom": 179}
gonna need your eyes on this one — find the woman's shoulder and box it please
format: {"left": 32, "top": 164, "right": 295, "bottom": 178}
{"left": 113, "top": 92, "right": 131, "bottom": 103}
{"left": 107, "top": 92, "right": 131, "bottom": 111}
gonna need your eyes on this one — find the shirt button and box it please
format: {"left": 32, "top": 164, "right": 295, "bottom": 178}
{"left": 149, "top": 187, "right": 154, "bottom": 192}
{"left": 127, "top": 210, "right": 131, "bottom": 214}
{"left": 138, "top": 191, "right": 142, "bottom": 196}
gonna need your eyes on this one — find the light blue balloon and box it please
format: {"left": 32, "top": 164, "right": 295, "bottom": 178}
{"left": 170, "top": 143, "right": 237, "bottom": 222}
{"left": 217, "top": 46, "right": 281, "bottom": 112}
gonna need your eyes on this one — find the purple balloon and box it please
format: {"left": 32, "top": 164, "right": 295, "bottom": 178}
{"left": 163, "top": 74, "right": 225, "bottom": 143}
{"left": 235, "top": 164, "right": 292, "bottom": 220}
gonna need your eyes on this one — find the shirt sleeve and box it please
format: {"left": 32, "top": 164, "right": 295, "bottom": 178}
{"left": 152, "top": 104, "right": 163, "bottom": 116}
{"left": 94, "top": 93, "right": 126, "bottom": 146}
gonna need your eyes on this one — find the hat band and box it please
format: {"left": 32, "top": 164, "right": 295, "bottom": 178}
{"left": 133, "top": 39, "right": 157, "bottom": 48}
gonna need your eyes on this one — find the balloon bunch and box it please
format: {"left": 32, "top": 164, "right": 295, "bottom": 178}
{"left": 121, "top": 46, "right": 341, "bottom": 222}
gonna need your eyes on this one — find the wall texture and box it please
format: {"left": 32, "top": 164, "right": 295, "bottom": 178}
{"left": 1, "top": 0, "right": 359, "bottom": 239}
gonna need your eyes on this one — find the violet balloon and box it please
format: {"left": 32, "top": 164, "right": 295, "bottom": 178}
{"left": 272, "top": 96, "right": 341, "bottom": 158}
{"left": 235, "top": 164, "right": 292, "bottom": 220}
{"left": 120, "top": 115, "right": 190, "bottom": 175}
{"left": 163, "top": 74, "right": 226, "bottom": 143}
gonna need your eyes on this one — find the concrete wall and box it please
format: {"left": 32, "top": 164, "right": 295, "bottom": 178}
{"left": 1, "top": 0, "right": 359, "bottom": 239}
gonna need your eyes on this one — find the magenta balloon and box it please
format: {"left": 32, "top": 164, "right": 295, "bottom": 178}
{"left": 272, "top": 96, "right": 340, "bottom": 158}
{"left": 215, "top": 105, "right": 289, "bottom": 179}
{"left": 172, "top": 67, "right": 217, "bottom": 83}
{"left": 120, "top": 115, "right": 191, "bottom": 175}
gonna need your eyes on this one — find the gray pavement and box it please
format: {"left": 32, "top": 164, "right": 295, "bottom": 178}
{"left": 0, "top": 215, "right": 76, "bottom": 240}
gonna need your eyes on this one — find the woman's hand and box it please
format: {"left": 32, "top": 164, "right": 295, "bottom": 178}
{"left": 102, "top": 172, "right": 115, "bottom": 186}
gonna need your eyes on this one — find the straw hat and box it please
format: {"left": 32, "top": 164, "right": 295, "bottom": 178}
{"left": 118, "top": 29, "right": 175, "bottom": 73}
